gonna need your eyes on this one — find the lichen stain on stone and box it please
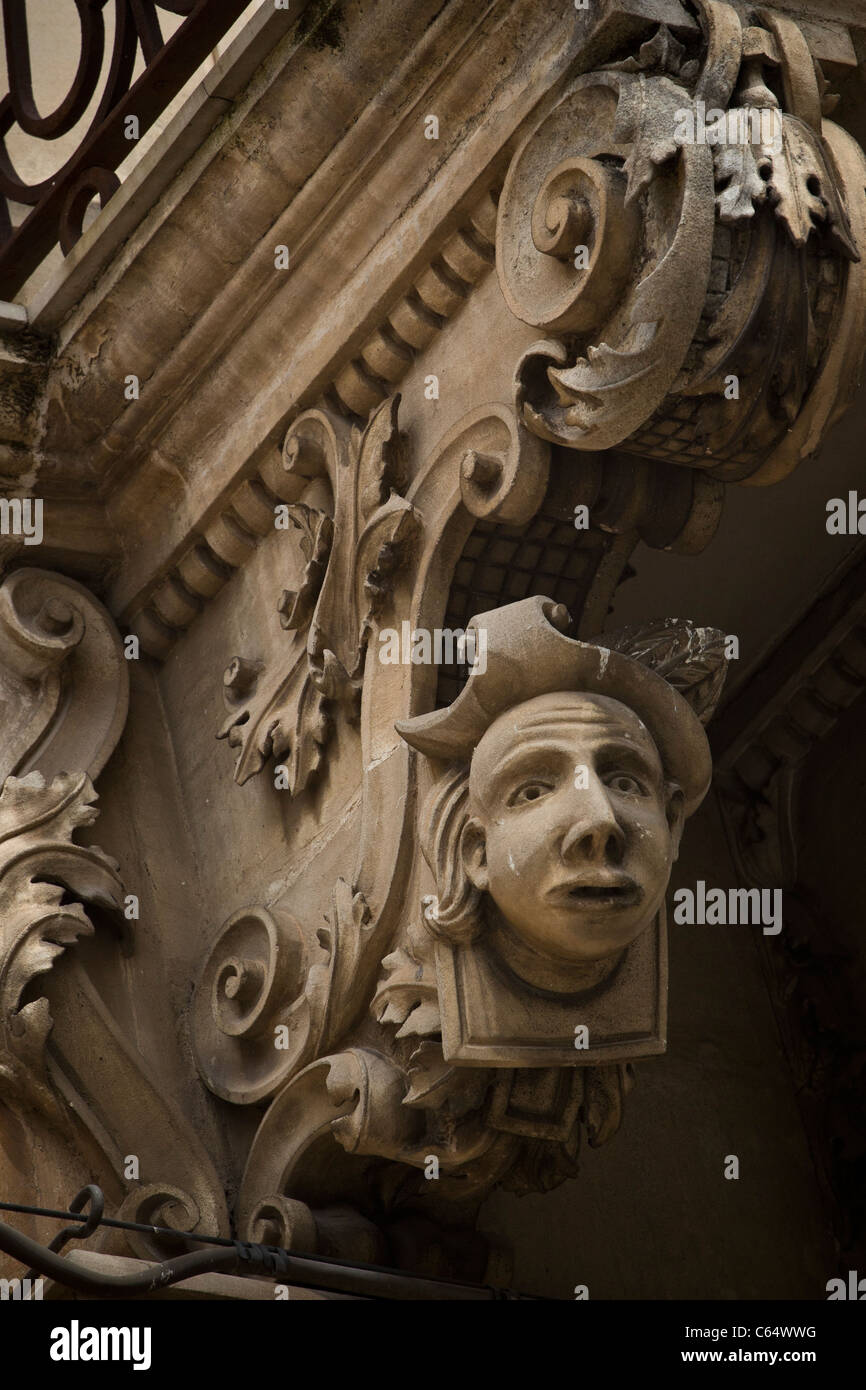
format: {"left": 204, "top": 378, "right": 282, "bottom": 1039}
{"left": 298, "top": 0, "right": 345, "bottom": 53}
{"left": 0, "top": 372, "right": 39, "bottom": 428}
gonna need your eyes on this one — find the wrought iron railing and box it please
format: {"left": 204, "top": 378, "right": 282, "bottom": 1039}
{"left": 0, "top": 0, "right": 251, "bottom": 299}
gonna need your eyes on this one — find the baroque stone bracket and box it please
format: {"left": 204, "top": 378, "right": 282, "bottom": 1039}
{"left": 0, "top": 567, "right": 130, "bottom": 1125}
{"left": 192, "top": 382, "right": 732, "bottom": 1251}
{"left": 200, "top": 399, "right": 551, "bottom": 1107}
{"left": 180, "top": 0, "right": 866, "bottom": 1271}
{"left": 0, "top": 566, "right": 230, "bottom": 1266}
{"left": 497, "top": 0, "right": 866, "bottom": 484}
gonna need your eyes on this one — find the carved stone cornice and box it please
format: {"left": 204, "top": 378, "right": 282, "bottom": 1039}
{"left": 128, "top": 188, "right": 499, "bottom": 661}
{"left": 28, "top": 0, "right": 563, "bottom": 628}
{"left": 329, "top": 193, "right": 498, "bottom": 420}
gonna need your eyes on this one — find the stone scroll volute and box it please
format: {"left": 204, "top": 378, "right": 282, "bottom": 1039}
{"left": 497, "top": 0, "right": 866, "bottom": 484}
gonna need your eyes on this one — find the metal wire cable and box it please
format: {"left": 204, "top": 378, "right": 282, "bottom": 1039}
{"left": 0, "top": 1189, "right": 522, "bottom": 1299}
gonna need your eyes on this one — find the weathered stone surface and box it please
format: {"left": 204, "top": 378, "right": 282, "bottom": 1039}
{"left": 1, "top": 0, "right": 865, "bottom": 1300}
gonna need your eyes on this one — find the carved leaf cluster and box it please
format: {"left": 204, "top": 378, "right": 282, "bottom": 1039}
{"left": 372, "top": 946, "right": 440, "bottom": 1040}
{"left": 711, "top": 129, "right": 770, "bottom": 223}
{"left": 704, "top": 112, "right": 858, "bottom": 259}
{"left": 0, "top": 772, "right": 124, "bottom": 1120}
{"left": 277, "top": 505, "right": 333, "bottom": 632}
{"left": 218, "top": 396, "right": 418, "bottom": 797}
{"left": 370, "top": 943, "right": 493, "bottom": 1113}
{"left": 606, "top": 618, "right": 728, "bottom": 724}
{"left": 219, "top": 658, "right": 330, "bottom": 790}
{"left": 614, "top": 75, "right": 690, "bottom": 204}
{"left": 606, "top": 24, "right": 698, "bottom": 83}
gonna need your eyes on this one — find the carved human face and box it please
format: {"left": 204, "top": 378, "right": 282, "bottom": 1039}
{"left": 462, "top": 692, "right": 683, "bottom": 968}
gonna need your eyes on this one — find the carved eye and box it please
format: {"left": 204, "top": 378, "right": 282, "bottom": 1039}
{"left": 604, "top": 772, "right": 645, "bottom": 796}
{"left": 508, "top": 781, "right": 553, "bottom": 806}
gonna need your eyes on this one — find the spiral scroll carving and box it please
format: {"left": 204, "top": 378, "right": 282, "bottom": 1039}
{"left": 496, "top": 2, "right": 866, "bottom": 484}
{"left": 191, "top": 906, "right": 314, "bottom": 1105}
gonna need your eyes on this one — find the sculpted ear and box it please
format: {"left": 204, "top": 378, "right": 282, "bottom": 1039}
{"left": 665, "top": 782, "right": 685, "bottom": 861}
{"left": 461, "top": 817, "right": 488, "bottom": 892}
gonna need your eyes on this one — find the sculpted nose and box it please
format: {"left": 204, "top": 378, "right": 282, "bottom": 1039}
{"left": 560, "top": 783, "right": 624, "bottom": 864}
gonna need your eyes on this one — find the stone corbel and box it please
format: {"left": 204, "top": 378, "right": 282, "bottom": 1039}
{"left": 0, "top": 568, "right": 129, "bottom": 1123}
{"left": 0, "top": 567, "right": 230, "bottom": 1265}
{"left": 198, "top": 397, "right": 551, "bottom": 1110}
{"left": 220, "top": 604, "right": 729, "bottom": 1257}
{"left": 192, "top": 386, "right": 740, "bottom": 1271}
{"left": 498, "top": 0, "right": 866, "bottom": 484}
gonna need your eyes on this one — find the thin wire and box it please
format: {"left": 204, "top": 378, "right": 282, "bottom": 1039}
{"left": 0, "top": 1196, "right": 510, "bottom": 1290}
{"left": 0, "top": 1198, "right": 239, "bottom": 1249}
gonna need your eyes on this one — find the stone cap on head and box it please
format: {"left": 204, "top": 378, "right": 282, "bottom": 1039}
{"left": 395, "top": 595, "right": 727, "bottom": 816}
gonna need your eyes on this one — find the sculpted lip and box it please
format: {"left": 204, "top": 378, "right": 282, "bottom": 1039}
{"left": 547, "top": 876, "right": 641, "bottom": 908}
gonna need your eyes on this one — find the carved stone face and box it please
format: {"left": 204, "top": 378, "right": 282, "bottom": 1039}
{"left": 462, "top": 691, "right": 683, "bottom": 977}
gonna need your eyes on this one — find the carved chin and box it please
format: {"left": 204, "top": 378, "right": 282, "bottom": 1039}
{"left": 501, "top": 899, "right": 655, "bottom": 964}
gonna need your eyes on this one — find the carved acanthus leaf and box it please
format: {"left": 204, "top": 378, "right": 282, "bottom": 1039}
{"left": 357, "top": 493, "right": 418, "bottom": 633}
{"left": 372, "top": 945, "right": 440, "bottom": 1039}
{"left": 606, "top": 24, "right": 696, "bottom": 81}
{"left": 703, "top": 111, "right": 858, "bottom": 259}
{"left": 767, "top": 117, "right": 858, "bottom": 257}
{"left": 606, "top": 618, "right": 728, "bottom": 724}
{"left": 219, "top": 653, "right": 330, "bottom": 790}
{"left": 316, "top": 878, "right": 375, "bottom": 1049}
{"left": 277, "top": 505, "right": 333, "bottom": 632}
{"left": 354, "top": 391, "right": 406, "bottom": 522}
{"left": 403, "top": 1041, "right": 456, "bottom": 1108}
{"left": 370, "top": 947, "right": 494, "bottom": 1115}
{"left": 267, "top": 677, "right": 331, "bottom": 795}
{"left": 218, "top": 396, "right": 419, "bottom": 794}
{"left": 349, "top": 396, "right": 419, "bottom": 651}
{"left": 711, "top": 127, "right": 769, "bottom": 223}
{"left": 615, "top": 74, "right": 690, "bottom": 204}
{"left": 0, "top": 771, "right": 124, "bottom": 1121}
